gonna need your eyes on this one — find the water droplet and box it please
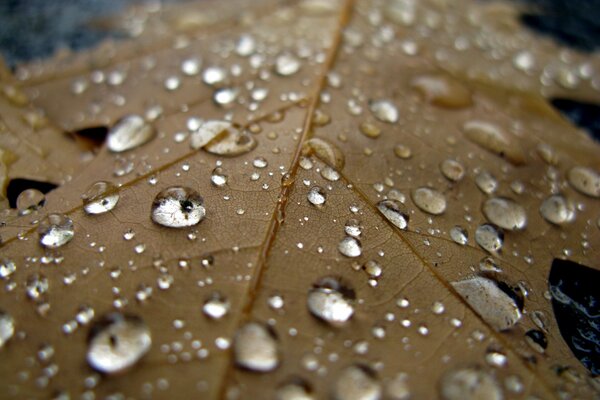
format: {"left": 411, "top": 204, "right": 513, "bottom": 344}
{"left": 411, "top": 187, "right": 446, "bottom": 215}
{"left": 463, "top": 120, "right": 524, "bottom": 165}
{"left": 393, "top": 144, "right": 412, "bottom": 159}
{"left": 151, "top": 187, "right": 205, "bottom": 228}
{"left": 203, "top": 292, "right": 230, "bottom": 319}
{"left": 338, "top": 236, "right": 362, "bottom": 258}
{"left": 16, "top": 189, "right": 45, "bottom": 214}
{"left": 0, "top": 258, "right": 16, "bottom": 280}
{"left": 377, "top": 199, "right": 409, "bottom": 229}
{"left": 452, "top": 276, "right": 521, "bottom": 330}
{"left": 567, "top": 166, "right": 600, "bottom": 198}
{"left": 38, "top": 214, "right": 74, "bottom": 248}
{"left": 440, "top": 367, "right": 502, "bottom": 400}
{"left": 307, "top": 277, "right": 355, "bottom": 326}
{"left": 164, "top": 75, "right": 181, "bottom": 91}
{"left": 440, "top": 159, "right": 465, "bottom": 182}
{"left": 513, "top": 50, "right": 535, "bottom": 72}
{"left": 87, "top": 313, "right": 151, "bottom": 374}
{"left": 276, "top": 378, "right": 314, "bottom": 400}
{"left": 107, "top": 115, "right": 155, "bottom": 153}
{"left": 253, "top": 157, "right": 268, "bottom": 169}
{"left": 386, "top": 373, "right": 410, "bottom": 400}
{"left": 26, "top": 274, "right": 48, "bottom": 300}
{"left": 474, "top": 224, "right": 503, "bottom": 253}
{"left": 411, "top": 74, "right": 472, "bottom": 109}
{"left": 482, "top": 197, "right": 527, "bottom": 231}
{"left": 213, "top": 87, "right": 239, "bottom": 106}
{"left": 303, "top": 138, "right": 345, "bottom": 170}
{"left": 345, "top": 219, "right": 363, "bottom": 237}
{"left": 0, "top": 311, "right": 15, "bottom": 348}
{"left": 236, "top": 35, "right": 256, "bottom": 57}
{"left": 475, "top": 171, "right": 498, "bottom": 194}
{"left": 364, "top": 260, "right": 382, "bottom": 278}
{"left": 307, "top": 186, "right": 327, "bottom": 206}
{"left": 334, "top": 364, "right": 381, "bottom": 400}
{"left": 449, "top": 226, "right": 468, "bottom": 245}
{"left": 82, "top": 181, "right": 119, "bottom": 215}
{"left": 181, "top": 57, "right": 201, "bottom": 76}
{"left": 203, "top": 66, "right": 227, "bottom": 86}
{"left": 369, "top": 99, "right": 399, "bottom": 123}
{"left": 485, "top": 350, "right": 507, "bottom": 368}
{"left": 359, "top": 122, "right": 381, "bottom": 138}
{"left": 275, "top": 53, "right": 301, "bottom": 76}
{"left": 321, "top": 166, "right": 341, "bottom": 182}
{"left": 211, "top": 167, "right": 228, "bottom": 187}
{"left": 539, "top": 194, "right": 575, "bottom": 225}
{"left": 524, "top": 329, "right": 547, "bottom": 353}
{"left": 233, "top": 322, "right": 279, "bottom": 372}
{"left": 203, "top": 126, "right": 257, "bottom": 156}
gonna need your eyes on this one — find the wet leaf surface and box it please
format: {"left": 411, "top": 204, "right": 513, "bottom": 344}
{"left": 0, "top": 0, "right": 600, "bottom": 398}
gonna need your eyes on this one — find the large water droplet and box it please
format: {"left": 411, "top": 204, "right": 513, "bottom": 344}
{"left": 307, "top": 186, "right": 327, "bottom": 207}
{"left": 482, "top": 197, "right": 527, "bottom": 231}
{"left": 411, "top": 187, "right": 446, "bottom": 215}
{"left": 203, "top": 126, "right": 257, "bottom": 156}
{"left": 87, "top": 313, "right": 151, "bottom": 374}
{"left": 567, "top": 166, "right": 600, "bottom": 198}
{"left": 82, "top": 181, "right": 120, "bottom": 215}
{"left": 307, "top": 277, "right": 355, "bottom": 326}
{"left": 411, "top": 74, "right": 472, "bottom": 109}
{"left": 38, "top": 214, "right": 74, "bottom": 248}
{"left": 369, "top": 99, "right": 399, "bottom": 123}
{"left": 16, "top": 188, "right": 45, "bottom": 215}
{"left": 377, "top": 199, "right": 409, "bottom": 229}
{"left": 334, "top": 364, "right": 382, "bottom": 400}
{"left": 0, "top": 310, "right": 15, "bottom": 348}
{"left": 452, "top": 277, "right": 521, "bottom": 330}
{"left": 338, "top": 236, "right": 362, "bottom": 258}
{"left": 303, "top": 138, "right": 345, "bottom": 170}
{"left": 233, "top": 322, "right": 279, "bottom": 372}
{"left": 462, "top": 120, "right": 524, "bottom": 165}
{"left": 151, "top": 187, "right": 205, "bottom": 228}
{"left": 539, "top": 194, "right": 575, "bottom": 225}
{"left": 440, "top": 367, "right": 502, "bottom": 400}
{"left": 107, "top": 115, "right": 155, "bottom": 153}
{"left": 474, "top": 224, "right": 503, "bottom": 253}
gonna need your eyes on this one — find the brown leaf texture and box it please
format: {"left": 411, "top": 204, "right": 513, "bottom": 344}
{"left": 1, "top": 0, "right": 600, "bottom": 399}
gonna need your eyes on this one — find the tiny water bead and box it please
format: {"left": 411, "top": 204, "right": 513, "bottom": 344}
{"left": 411, "top": 187, "right": 446, "bottom": 215}
{"left": 377, "top": 199, "right": 409, "bottom": 230}
{"left": 202, "top": 292, "right": 230, "bottom": 320}
{"left": 345, "top": 219, "right": 363, "bottom": 237}
{"left": 338, "top": 236, "right": 362, "bottom": 258}
{"left": 82, "top": 181, "right": 120, "bottom": 215}
{"left": 567, "top": 166, "right": 600, "bottom": 198}
{"left": 475, "top": 171, "right": 498, "bottom": 194}
{"left": 86, "top": 313, "right": 151, "bottom": 374}
{"left": 38, "top": 214, "right": 74, "bottom": 248}
{"left": 151, "top": 187, "right": 205, "bottom": 228}
{"left": 307, "top": 278, "right": 355, "bottom": 326}
{"left": 307, "top": 186, "right": 327, "bottom": 206}
{"left": 333, "top": 364, "right": 382, "bottom": 400}
{"left": 440, "top": 367, "right": 502, "bottom": 400}
{"left": 482, "top": 197, "right": 527, "bottom": 231}
{"left": 474, "top": 224, "right": 503, "bottom": 253}
{"left": 0, "top": 310, "right": 15, "bottom": 348}
{"left": 539, "top": 194, "right": 575, "bottom": 225}
{"left": 275, "top": 53, "right": 301, "bottom": 76}
{"left": 233, "top": 322, "right": 279, "bottom": 372}
{"left": 211, "top": 167, "right": 228, "bottom": 187}
{"left": 369, "top": 99, "right": 399, "bottom": 123}
{"left": 107, "top": 115, "right": 155, "bottom": 153}
{"left": 449, "top": 226, "right": 468, "bottom": 245}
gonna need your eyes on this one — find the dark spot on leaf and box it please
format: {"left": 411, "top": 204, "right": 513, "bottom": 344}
{"left": 526, "top": 329, "right": 548, "bottom": 349}
{"left": 518, "top": 0, "right": 600, "bottom": 52}
{"left": 496, "top": 280, "right": 525, "bottom": 312}
{"left": 6, "top": 178, "right": 57, "bottom": 208}
{"left": 549, "top": 258, "right": 600, "bottom": 376}
{"left": 550, "top": 98, "right": 600, "bottom": 143}
{"left": 73, "top": 125, "right": 109, "bottom": 149}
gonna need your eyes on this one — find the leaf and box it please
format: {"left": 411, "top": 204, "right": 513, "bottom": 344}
{"left": 1, "top": 0, "right": 600, "bottom": 399}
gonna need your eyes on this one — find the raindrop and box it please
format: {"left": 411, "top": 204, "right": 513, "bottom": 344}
{"left": 233, "top": 322, "right": 279, "bottom": 372}
{"left": 393, "top": 144, "right": 412, "bottom": 159}
{"left": 82, "top": 181, "right": 120, "bottom": 215}
{"left": 386, "top": 373, "right": 410, "bottom": 400}
{"left": 26, "top": 274, "right": 48, "bottom": 300}
{"left": 0, "top": 258, "right": 16, "bottom": 280}
{"left": 211, "top": 167, "right": 228, "bottom": 187}
{"left": 87, "top": 313, "right": 151, "bottom": 374}
{"left": 475, "top": 171, "right": 497, "bottom": 194}
{"left": 276, "top": 378, "right": 314, "bottom": 400}
{"left": 0, "top": 311, "right": 15, "bottom": 348}
{"left": 411, "top": 74, "right": 472, "bottom": 109}
{"left": 344, "top": 219, "right": 363, "bottom": 237}
{"left": 411, "top": 187, "right": 446, "bottom": 215}
{"left": 440, "top": 159, "right": 465, "bottom": 182}
{"left": 485, "top": 350, "right": 507, "bottom": 368}
{"left": 203, "top": 292, "right": 230, "bottom": 320}
{"left": 440, "top": 367, "right": 502, "bottom": 400}
{"left": 334, "top": 364, "right": 382, "bottom": 400}
{"left": 164, "top": 75, "right": 181, "bottom": 91}
{"left": 567, "top": 166, "right": 600, "bottom": 198}
{"left": 462, "top": 120, "right": 524, "bottom": 165}
{"left": 151, "top": 187, "right": 205, "bottom": 228}
{"left": 482, "top": 197, "right": 527, "bottom": 231}
{"left": 16, "top": 189, "right": 45, "bottom": 214}
{"left": 539, "top": 194, "right": 575, "bottom": 225}
{"left": 307, "top": 186, "right": 327, "bottom": 206}
{"left": 451, "top": 276, "right": 521, "bottom": 331}
{"left": 338, "top": 236, "right": 362, "bottom": 258}
{"left": 253, "top": 157, "right": 268, "bottom": 169}
{"left": 38, "top": 214, "right": 74, "bottom": 248}
{"left": 307, "top": 277, "right": 355, "bottom": 326}
{"left": 449, "top": 226, "right": 468, "bottom": 245}
{"left": 214, "top": 87, "right": 239, "bottom": 106}
{"left": 360, "top": 122, "right": 381, "bottom": 139}
{"left": 275, "top": 53, "right": 301, "bottom": 76}
{"left": 475, "top": 224, "right": 503, "bottom": 253}
{"left": 181, "top": 57, "right": 201, "bottom": 76}
{"left": 377, "top": 199, "right": 409, "bottom": 229}
{"left": 203, "top": 66, "right": 227, "bottom": 86}
{"left": 203, "top": 126, "right": 257, "bottom": 156}
{"left": 236, "top": 35, "right": 256, "bottom": 57}
{"left": 303, "top": 138, "right": 345, "bottom": 170}
{"left": 107, "top": 115, "right": 155, "bottom": 153}
{"left": 369, "top": 99, "right": 399, "bottom": 123}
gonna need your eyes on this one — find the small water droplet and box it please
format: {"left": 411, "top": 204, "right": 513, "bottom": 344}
{"left": 213, "top": 87, "right": 239, "bottom": 106}
{"left": 211, "top": 167, "right": 228, "bottom": 187}
{"left": 475, "top": 171, "right": 498, "bottom": 194}
{"left": 485, "top": 350, "right": 507, "bottom": 368}
{"left": 236, "top": 35, "right": 256, "bottom": 57}
{"left": 393, "top": 144, "right": 412, "bottom": 159}
{"left": 307, "top": 186, "right": 327, "bottom": 206}
{"left": 338, "top": 236, "right": 362, "bottom": 258}
{"left": 276, "top": 378, "right": 314, "bottom": 400}
{"left": 203, "top": 66, "right": 227, "bottom": 86}
{"left": 275, "top": 53, "right": 301, "bottom": 76}
{"left": 253, "top": 157, "right": 268, "bottom": 169}
{"left": 203, "top": 126, "right": 257, "bottom": 156}
{"left": 360, "top": 122, "right": 381, "bottom": 138}
{"left": 474, "top": 224, "right": 503, "bottom": 253}
{"left": 0, "top": 258, "right": 16, "bottom": 280}
{"left": 411, "top": 74, "right": 471, "bottom": 109}
{"left": 539, "top": 194, "right": 575, "bottom": 225}
{"left": 82, "top": 181, "right": 120, "bottom": 215}
{"left": 151, "top": 187, "right": 205, "bottom": 228}
{"left": 440, "top": 159, "right": 465, "bottom": 182}
{"left": 203, "top": 292, "right": 230, "bottom": 319}
{"left": 107, "top": 115, "right": 155, "bottom": 153}
{"left": 0, "top": 311, "right": 15, "bottom": 348}
{"left": 303, "top": 138, "right": 345, "bottom": 170}
{"left": 411, "top": 187, "right": 446, "bottom": 215}
{"left": 369, "top": 99, "right": 399, "bottom": 123}
{"left": 377, "top": 199, "right": 409, "bottom": 229}
{"left": 482, "top": 197, "right": 527, "bottom": 231}
{"left": 233, "top": 322, "right": 279, "bottom": 372}
{"left": 449, "top": 226, "right": 468, "bottom": 245}
{"left": 567, "top": 166, "right": 600, "bottom": 198}
{"left": 440, "top": 367, "right": 502, "bottom": 400}
{"left": 16, "top": 189, "right": 45, "bottom": 214}
{"left": 334, "top": 364, "right": 382, "bottom": 400}
{"left": 38, "top": 214, "right": 74, "bottom": 248}
{"left": 87, "top": 313, "right": 151, "bottom": 374}
{"left": 345, "top": 219, "right": 363, "bottom": 237}
{"left": 307, "top": 277, "right": 355, "bottom": 326}
{"left": 462, "top": 120, "right": 524, "bottom": 165}
{"left": 181, "top": 57, "right": 201, "bottom": 76}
